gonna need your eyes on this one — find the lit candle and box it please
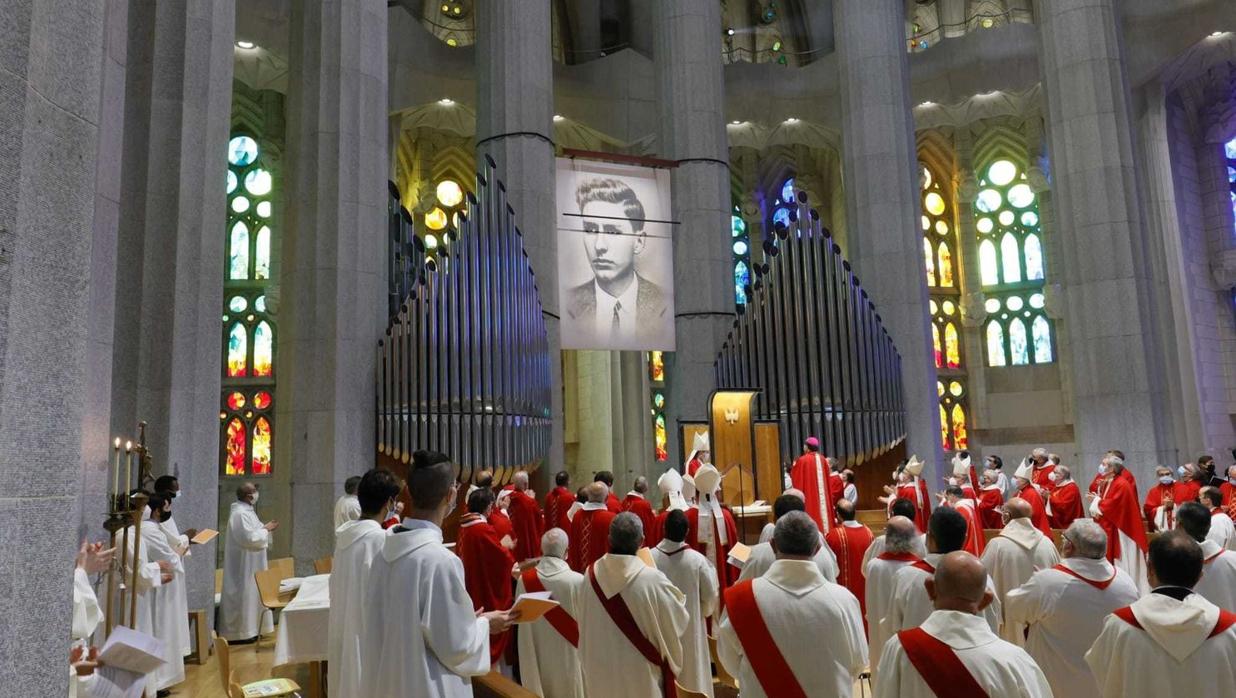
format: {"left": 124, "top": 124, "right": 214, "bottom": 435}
{"left": 112, "top": 437, "right": 121, "bottom": 501}
{"left": 124, "top": 440, "right": 133, "bottom": 504}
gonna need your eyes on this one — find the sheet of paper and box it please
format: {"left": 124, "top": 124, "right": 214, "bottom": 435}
{"left": 726, "top": 542, "right": 752, "bottom": 568}
{"left": 512, "top": 591, "right": 560, "bottom": 624}
{"left": 86, "top": 666, "right": 147, "bottom": 698}
{"left": 240, "top": 679, "right": 301, "bottom": 697}
{"left": 637, "top": 547, "right": 657, "bottom": 568}
{"left": 278, "top": 577, "right": 304, "bottom": 594}
{"left": 190, "top": 529, "right": 218, "bottom": 545}
{"left": 97, "top": 626, "right": 166, "bottom": 675}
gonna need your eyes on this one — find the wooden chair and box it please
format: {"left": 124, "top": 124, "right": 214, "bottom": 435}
{"left": 215, "top": 568, "right": 224, "bottom": 606}
{"left": 268, "top": 556, "right": 295, "bottom": 579}
{"left": 253, "top": 567, "right": 292, "bottom": 649}
{"left": 474, "top": 670, "right": 538, "bottom": 697}
{"left": 313, "top": 556, "right": 332, "bottom": 574}
{"left": 676, "top": 683, "right": 710, "bottom": 698}
{"left": 709, "top": 634, "right": 738, "bottom": 688}
{"left": 213, "top": 633, "right": 300, "bottom": 698}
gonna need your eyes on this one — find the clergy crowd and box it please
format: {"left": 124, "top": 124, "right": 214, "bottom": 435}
{"left": 66, "top": 438, "right": 1236, "bottom": 697}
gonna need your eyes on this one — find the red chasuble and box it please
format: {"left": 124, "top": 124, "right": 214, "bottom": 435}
{"left": 953, "top": 501, "right": 986, "bottom": 556}
{"left": 894, "top": 482, "right": 931, "bottom": 533}
{"left": 507, "top": 489, "right": 544, "bottom": 562}
{"left": 790, "top": 451, "right": 834, "bottom": 532}
{"left": 1095, "top": 476, "right": 1148, "bottom": 561}
{"left": 1047, "top": 481, "right": 1083, "bottom": 529}
{"left": 543, "top": 486, "right": 575, "bottom": 533}
{"left": 1222, "top": 482, "right": 1236, "bottom": 519}
{"left": 457, "top": 515, "right": 515, "bottom": 663}
{"left": 605, "top": 492, "right": 623, "bottom": 514}
{"left": 1032, "top": 464, "right": 1056, "bottom": 493}
{"left": 977, "top": 486, "right": 1004, "bottom": 529}
{"left": 1017, "top": 482, "right": 1053, "bottom": 537}
{"left": 686, "top": 505, "right": 740, "bottom": 602}
{"left": 824, "top": 523, "right": 875, "bottom": 623}
{"left": 686, "top": 457, "right": 704, "bottom": 477}
{"left": 621, "top": 494, "right": 657, "bottom": 539}
{"left": 1142, "top": 482, "right": 1183, "bottom": 531}
{"left": 1091, "top": 469, "right": 1139, "bottom": 501}
{"left": 489, "top": 510, "right": 514, "bottom": 541}
{"left": 568, "top": 508, "right": 615, "bottom": 572}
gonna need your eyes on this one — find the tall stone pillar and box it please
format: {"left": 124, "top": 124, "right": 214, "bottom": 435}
{"left": 0, "top": 0, "right": 104, "bottom": 692}
{"left": 475, "top": 0, "right": 563, "bottom": 484}
{"left": 653, "top": 1, "right": 735, "bottom": 470}
{"left": 835, "top": 0, "right": 942, "bottom": 471}
{"left": 1036, "top": 0, "right": 1171, "bottom": 477}
{"left": 283, "top": 0, "right": 388, "bottom": 567}
{"left": 112, "top": 0, "right": 235, "bottom": 611}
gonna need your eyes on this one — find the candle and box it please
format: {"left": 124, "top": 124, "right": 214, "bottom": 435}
{"left": 125, "top": 441, "right": 133, "bottom": 504}
{"left": 112, "top": 438, "right": 121, "bottom": 502}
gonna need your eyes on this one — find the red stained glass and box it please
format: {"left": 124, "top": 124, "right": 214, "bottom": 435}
{"left": 225, "top": 418, "right": 246, "bottom": 476}
{"left": 252, "top": 391, "right": 272, "bottom": 410}
{"left": 251, "top": 417, "right": 272, "bottom": 475}
{"left": 227, "top": 391, "right": 246, "bottom": 410}
{"left": 649, "top": 351, "right": 665, "bottom": 383}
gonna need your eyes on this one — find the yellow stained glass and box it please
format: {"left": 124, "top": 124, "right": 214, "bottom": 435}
{"left": 940, "top": 404, "right": 950, "bottom": 449}
{"left": 251, "top": 417, "right": 272, "bottom": 475}
{"left": 938, "top": 242, "right": 954, "bottom": 287}
{"left": 945, "top": 323, "right": 961, "bottom": 368}
{"left": 932, "top": 323, "right": 943, "bottom": 368}
{"left": 225, "top": 418, "right": 246, "bottom": 475}
{"left": 951, "top": 404, "right": 968, "bottom": 449}
{"left": 436, "top": 180, "right": 464, "bottom": 207}
{"left": 924, "top": 192, "right": 946, "bottom": 216}
{"left": 425, "top": 208, "right": 448, "bottom": 230}
{"left": 227, "top": 323, "right": 247, "bottom": 377}
{"left": 924, "top": 238, "right": 936, "bottom": 286}
{"left": 253, "top": 321, "right": 273, "bottom": 377}
{"left": 649, "top": 351, "right": 665, "bottom": 382}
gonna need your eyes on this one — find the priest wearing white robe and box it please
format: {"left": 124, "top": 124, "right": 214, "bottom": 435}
{"left": 1003, "top": 519, "right": 1139, "bottom": 698}
{"left": 740, "top": 493, "right": 838, "bottom": 583}
{"left": 70, "top": 542, "right": 113, "bottom": 698}
{"left": 330, "top": 469, "right": 399, "bottom": 698}
{"left": 651, "top": 509, "right": 718, "bottom": 698}
{"left": 717, "top": 511, "right": 867, "bottom": 698}
{"left": 1086, "top": 530, "right": 1236, "bottom": 697}
{"left": 575, "top": 512, "right": 689, "bottom": 698}
{"left": 1176, "top": 502, "right": 1236, "bottom": 611}
{"left": 363, "top": 450, "right": 516, "bottom": 697}
{"left": 1200, "top": 486, "right": 1236, "bottom": 550}
{"left": 218, "top": 483, "right": 277, "bottom": 641}
{"left": 334, "top": 475, "right": 362, "bottom": 528}
{"left": 979, "top": 497, "right": 1061, "bottom": 644}
{"left": 141, "top": 493, "right": 187, "bottom": 693}
{"left": 516, "top": 529, "right": 584, "bottom": 698}
{"left": 875, "top": 551, "right": 1052, "bottom": 698}
{"left": 884, "top": 507, "right": 1002, "bottom": 640}
{"left": 151, "top": 475, "right": 197, "bottom": 663}
{"left": 861, "top": 498, "right": 928, "bottom": 574}
{"left": 865, "top": 516, "right": 921, "bottom": 685}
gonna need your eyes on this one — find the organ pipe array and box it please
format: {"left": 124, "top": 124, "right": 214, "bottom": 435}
{"left": 715, "top": 191, "right": 906, "bottom": 466}
{"left": 376, "top": 155, "right": 552, "bottom": 481}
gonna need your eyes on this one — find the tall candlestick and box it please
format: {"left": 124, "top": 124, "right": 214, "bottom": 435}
{"left": 112, "top": 438, "right": 122, "bottom": 503}
{"left": 124, "top": 441, "right": 133, "bottom": 505}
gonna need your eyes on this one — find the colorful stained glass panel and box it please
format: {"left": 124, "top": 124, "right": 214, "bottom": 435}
{"left": 252, "top": 391, "right": 272, "bottom": 410}
{"left": 225, "top": 418, "right": 246, "bottom": 475}
{"left": 253, "top": 321, "right": 273, "bottom": 377}
{"left": 251, "top": 417, "right": 272, "bottom": 475}
{"left": 227, "top": 323, "right": 247, "bottom": 377}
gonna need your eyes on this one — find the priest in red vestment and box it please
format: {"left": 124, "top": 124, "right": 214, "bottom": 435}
{"left": 1087, "top": 453, "right": 1149, "bottom": 593}
{"left": 593, "top": 471, "right": 622, "bottom": 513}
{"left": 881, "top": 456, "right": 931, "bottom": 533}
{"left": 507, "top": 471, "right": 544, "bottom": 562}
{"left": 1221, "top": 465, "right": 1236, "bottom": 518}
{"left": 457, "top": 489, "right": 516, "bottom": 665}
{"left": 950, "top": 452, "right": 979, "bottom": 499}
{"left": 824, "top": 498, "right": 875, "bottom": 624}
{"left": 1046, "top": 464, "right": 1083, "bottom": 529}
{"left": 1143, "top": 466, "right": 1189, "bottom": 531}
{"left": 543, "top": 470, "right": 575, "bottom": 533}
{"left": 976, "top": 468, "right": 1006, "bottom": 530}
{"left": 568, "top": 482, "right": 616, "bottom": 572}
{"left": 686, "top": 465, "right": 739, "bottom": 599}
{"left": 939, "top": 485, "right": 986, "bottom": 556}
{"left": 1013, "top": 460, "right": 1053, "bottom": 537}
{"left": 620, "top": 476, "right": 657, "bottom": 537}
{"left": 685, "top": 431, "right": 710, "bottom": 478}
{"left": 1087, "top": 449, "right": 1139, "bottom": 502}
{"left": 789, "top": 436, "right": 834, "bottom": 533}
{"left": 651, "top": 469, "right": 690, "bottom": 544}
{"left": 1030, "top": 448, "right": 1055, "bottom": 493}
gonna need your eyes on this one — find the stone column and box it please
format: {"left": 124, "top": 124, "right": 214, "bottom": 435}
{"left": 653, "top": 0, "right": 735, "bottom": 470}
{"left": 475, "top": 0, "right": 563, "bottom": 484}
{"left": 1036, "top": 0, "right": 1172, "bottom": 477}
{"left": 0, "top": 0, "right": 104, "bottom": 692}
{"left": 283, "top": 0, "right": 388, "bottom": 568}
{"left": 835, "top": 0, "right": 942, "bottom": 471}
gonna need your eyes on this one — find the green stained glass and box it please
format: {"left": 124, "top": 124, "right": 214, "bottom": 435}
{"left": 987, "top": 160, "right": 1017, "bottom": 186}
{"left": 1025, "top": 234, "right": 1044, "bottom": 280}
{"left": 976, "top": 189, "right": 1002, "bottom": 213}
{"left": 1007, "top": 183, "right": 1035, "bottom": 208}
{"left": 228, "top": 296, "right": 247, "bottom": 313}
{"left": 229, "top": 222, "right": 249, "bottom": 279}
{"left": 228, "top": 136, "right": 258, "bottom": 166}
{"left": 256, "top": 201, "right": 272, "bottom": 218}
{"left": 231, "top": 196, "right": 250, "bottom": 213}
{"left": 255, "top": 226, "right": 271, "bottom": 280}
{"left": 254, "top": 295, "right": 266, "bottom": 312}
{"left": 227, "top": 170, "right": 238, "bottom": 194}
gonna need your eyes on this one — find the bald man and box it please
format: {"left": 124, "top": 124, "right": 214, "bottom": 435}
{"left": 516, "top": 528, "right": 584, "bottom": 698}
{"left": 980, "top": 497, "right": 1061, "bottom": 644}
{"left": 218, "top": 483, "right": 277, "bottom": 641}
{"left": 863, "top": 516, "right": 920, "bottom": 685}
{"left": 621, "top": 476, "right": 657, "bottom": 539}
{"left": 875, "top": 551, "right": 1052, "bottom": 698}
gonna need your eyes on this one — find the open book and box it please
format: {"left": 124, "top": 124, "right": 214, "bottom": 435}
{"left": 511, "top": 591, "right": 560, "bottom": 624}
{"left": 190, "top": 528, "right": 219, "bottom": 545}
{"left": 726, "top": 542, "right": 753, "bottom": 568}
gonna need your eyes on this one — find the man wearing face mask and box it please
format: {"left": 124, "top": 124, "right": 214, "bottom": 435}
{"left": 977, "top": 468, "right": 1006, "bottom": 529}
{"left": 218, "top": 482, "right": 278, "bottom": 641}
{"left": 984, "top": 454, "right": 1011, "bottom": 499}
{"left": 1176, "top": 462, "right": 1204, "bottom": 504}
{"left": 1047, "top": 464, "right": 1083, "bottom": 529}
{"left": 1087, "top": 454, "right": 1149, "bottom": 594}
{"left": 1144, "top": 466, "right": 1189, "bottom": 532}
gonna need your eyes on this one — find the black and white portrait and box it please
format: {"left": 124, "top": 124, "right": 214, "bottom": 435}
{"left": 557, "top": 158, "right": 675, "bottom": 351}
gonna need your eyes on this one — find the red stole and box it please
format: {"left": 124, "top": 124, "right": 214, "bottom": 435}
{"left": 1048, "top": 482, "right": 1083, "bottom": 529}
{"left": 977, "top": 487, "right": 1004, "bottom": 529}
{"left": 954, "top": 502, "right": 986, "bottom": 556}
{"left": 910, "top": 559, "right": 935, "bottom": 575}
{"left": 521, "top": 568, "right": 579, "bottom": 647}
{"left": 1051, "top": 563, "right": 1117, "bottom": 590}
{"left": 1032, "top": 465, "right": 1056, "bottom": 493}
{"left": 723, "top": 581, "right": 808, "bottom": 698}
{"left": 508, "top": 490, "right": 544, "bottom": 562}
{"left": 877, "top": 551, "right": 921, "bottom": 562}
{"left": 898, "top": 627, "right": 990, "bottom": 698}
{"left": 894, "top": 482, "right": 930, "bottom": 532}
{"left": 587, "top": 567, "right": 675, "bottom": 697}
{"left": 1096, "top": 476, "right": 1149, "bottom": 560}
{"left": 1114, "top": 605, "right": 1236, "bottom": 638}
{"left": 1017, "top": 483, "right": 1054, "bottom": 537}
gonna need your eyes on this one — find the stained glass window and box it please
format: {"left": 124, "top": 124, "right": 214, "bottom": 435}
{"left": 221, "top": 133, "right": 277, "bottom": 476}
{"left": 920, "top": 161, "right": 968, "bottom": 452}
{"left": 973, "top": 158, "right": 1053, "bottom": 366}
{"left": 732, "top": 207, "right": 751, "bottom": 307}
{"left": 1225, "top": 137, "right": 1236, "bottom": 237}
{"left": 649, "top": 350, "right": 668, "bottom": 461}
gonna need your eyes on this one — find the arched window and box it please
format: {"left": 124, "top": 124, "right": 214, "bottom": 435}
{"left": 1225, "top": 137, "right": 1236, "bottom": 237}
{"left": 221, "top": 134, "right": 277, "bottom": 476}
{"left": 973, "top": 157, "right": 1054, "bottom": 366}
{"left": 920, "top": 160, "right": 968, "bottom": 452}
{"left": 733, "top": 206, "right": 750, "bottom": 307}
{"left": 648, "top": 351, "right": 667, "bottom": 461}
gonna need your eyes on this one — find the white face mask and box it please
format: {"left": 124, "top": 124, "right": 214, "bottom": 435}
{"left": 1177, "top": 466, "right": 1187, "bottom": 478}
{"left": 1230, "top": 477, "right": 1236, "bottom": 486}
{"left": 250, "top": 491, "right": 260, "bottom": 505}
{"left": 947, "top": 477, "right": 959, "bottom": 486}
{"left": 172, "top": 490, "right": 180, "bottom": 498}
{"left": 1158, "top": 476, "right": 1174, "bottom": 486}
{"left": 1048, "top": 472, "right": 1059, "bottom": 483}
{"left": 1098, "top": 464, "right": 1109, "bottom": 476}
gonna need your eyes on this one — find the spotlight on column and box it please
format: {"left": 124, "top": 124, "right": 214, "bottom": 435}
{"left": 235, "top": 40, "right": 256, "bottom": 50}
{"left": 438, "top": 98, "right": 454, "bottom": 106}
{"left": 553, "top": 115, "right": 565, "bottom": 122}
{"left": 726, "top": 28, "right": 735, "bottom": 36}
